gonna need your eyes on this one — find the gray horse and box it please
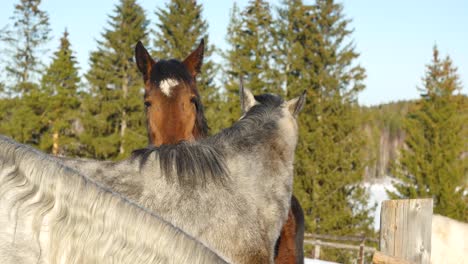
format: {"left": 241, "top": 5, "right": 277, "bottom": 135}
{"left": 58, "top": 88, "right": 306, "bottom": 264}
{"left": 0, "top": 135, "right": 228, "bottom": 264}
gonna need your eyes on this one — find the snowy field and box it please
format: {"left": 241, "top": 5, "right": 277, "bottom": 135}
{"left": 304, "top": 258, "right": 338, "bottom": 264}
{"left": 362, "top": 176, "right": 397, "bottom": 230}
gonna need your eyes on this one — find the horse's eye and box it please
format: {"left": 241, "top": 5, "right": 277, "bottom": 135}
{"left": 144, "top": 101, "right": 151, "bottom": 108}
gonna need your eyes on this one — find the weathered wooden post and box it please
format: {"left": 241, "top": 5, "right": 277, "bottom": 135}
{"left": 358, "top": 238, "right": 365, "bottom": 264}
{"left": 379, "top": 199, "right": 432, "bottom": 264}
{"left": 312, "top": 239, "right": 321, "bottom": 259}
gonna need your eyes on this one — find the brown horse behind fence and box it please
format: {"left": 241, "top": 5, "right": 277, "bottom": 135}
{"left": 135, "top": 40, "right": 305, "bottom": 264}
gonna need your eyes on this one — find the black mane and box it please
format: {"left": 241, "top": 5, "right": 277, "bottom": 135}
{"left": 132, "top": 142, "right": 227, "bottom": 188}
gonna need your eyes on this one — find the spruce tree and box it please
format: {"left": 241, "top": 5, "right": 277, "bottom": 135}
{"left": 222, "top": 0, "right": 280, "bottom": 127}
{"left": 40, "top": 30, "right": 81, "bottom": 155}
{"left": 0, "top": 0, "right": 51, "bottom": 93}
{"left": 276, "top": 0, "right": 373, "bottom": 261}
{"left": 83, "top": 0, "right": 149, "bottom": 159}
{"left": 390, "top": 46, "right": 467, "bottom": 221}
{"left": 0, "top": 0, "right": 50, "bottom": 145}
{"left": 153, "top": 0, "right": 222, "bottom": 133}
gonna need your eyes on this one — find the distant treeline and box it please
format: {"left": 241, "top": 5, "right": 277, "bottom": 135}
{"left": 361, "top": 100, "right": 412, "bottom": 179}
{"left": 362, "top": 94, "right": 467, "bottom": 181}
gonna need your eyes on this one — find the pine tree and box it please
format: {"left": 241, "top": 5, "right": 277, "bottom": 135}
{"left": 0, "top": 0, "right": 50, "bottom": 145}
{"left": 153, "top": 0, "right": 222, "bottom": 133}
{"left": 39, "top": 30, "right": 81, "bottom": 155}
{"left": 0, "top": 0, "right": 51, "bottom": 93}
{"left": 276, "top": 0, "right": 373, "bottom": 261}
{"left": 390, "top": 46, "right": 467, "bottom": 221}
{"left": 83, "top": 0, "right": 149, "bottom": 159}
{"left": 222, "top": 0, "right": 280, "bottom": 127}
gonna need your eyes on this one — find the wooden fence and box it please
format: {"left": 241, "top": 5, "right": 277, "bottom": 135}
{"left": 304, "top": 233, "right": 378, "bottom": 264}
{"left": 305, "top": 198, "right": 433, "bottom": 264}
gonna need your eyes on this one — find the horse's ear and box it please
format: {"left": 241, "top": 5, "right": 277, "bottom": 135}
{"left": 183, "top": 39, "right": 204, "bottom": 77}
{"left": 135, "top": 41, "right": 155, "bottom": 81}
{"left": 239, "top": 76, "right": 256, "bottom": 114}
{"left": 286, "top": 90, "right": 306, "bottom": 117}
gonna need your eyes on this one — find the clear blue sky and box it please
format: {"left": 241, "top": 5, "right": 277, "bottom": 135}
{"left": 0, "top": 0, "right": 467, "bottom": 106}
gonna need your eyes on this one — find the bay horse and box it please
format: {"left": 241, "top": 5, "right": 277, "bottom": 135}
{"left": 0, "top": 135, "right": 227, "bottom": 264}
{"left": 56, "top": 89, "right": 306, "bottom": 263}
{"left": 135, "top": 40, "right": 305, "bottom": 264}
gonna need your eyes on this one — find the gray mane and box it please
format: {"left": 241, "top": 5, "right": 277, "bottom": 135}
{"left": 0, "top": 135, "right": 228, "bottom": 263}
{"left": 130, "top": 93, "right": 285, "bottom": 188}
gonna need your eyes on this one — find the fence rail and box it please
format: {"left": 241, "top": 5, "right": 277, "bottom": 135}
{"left": 304, "top": 233, "right": 379, "bottom": 243}
{"left": 303, "top": 233, "right": 377, "bottom": 264}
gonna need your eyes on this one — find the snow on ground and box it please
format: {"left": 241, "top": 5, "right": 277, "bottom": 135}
{"left": 304, "top": 258, "right": 339, "bottom": 264}
{"left": 362, "top": 176, "right": 397, "bottom": 230}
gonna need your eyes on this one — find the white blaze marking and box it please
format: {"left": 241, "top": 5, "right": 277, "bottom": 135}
{"left": 159, "top": 78, "right": 179, "bottom": 96}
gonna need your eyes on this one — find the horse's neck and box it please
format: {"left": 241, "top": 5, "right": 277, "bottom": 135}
{"left": 57, "top": 157, "right": 144, "bottom": 200}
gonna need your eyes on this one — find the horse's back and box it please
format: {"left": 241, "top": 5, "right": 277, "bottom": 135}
{"left": 431, "top": 214, "right": 468, "bottom": 264}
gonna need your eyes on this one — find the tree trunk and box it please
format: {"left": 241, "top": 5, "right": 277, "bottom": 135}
{"left": 52, "top": 131, "right": 59, "bottom": 156}
{"left": 119, "top": 111, "right": 127, "bottom": 155}
{"left": 119, "top": 70, "right": 129, "bottom": 155}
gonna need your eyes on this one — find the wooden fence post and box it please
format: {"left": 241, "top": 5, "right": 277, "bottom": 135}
{"left": 379, "top": 199, "right": 432, "bottom": 264}
{"left": 313, "top": 239, "right": 321, "bottom": 259}
{"left": 358, "top": 239, "right": 365, "bottom": 264}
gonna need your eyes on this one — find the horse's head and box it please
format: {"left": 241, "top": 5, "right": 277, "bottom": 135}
{"left": 135, "top": 40, "right": 208, "bottom": 146}
{"left": 238, "top": 80, "right": 307, "bottom": 150}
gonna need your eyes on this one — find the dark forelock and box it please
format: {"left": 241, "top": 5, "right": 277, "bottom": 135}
{"left": 150, "top": 59, "right": 193, "bottom": 85}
